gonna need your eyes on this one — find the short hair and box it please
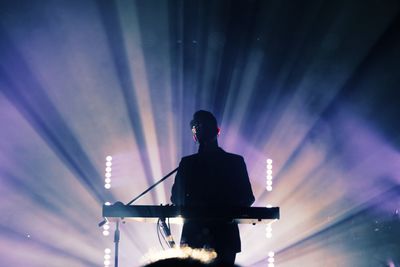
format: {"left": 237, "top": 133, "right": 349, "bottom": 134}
{"left": 190, "top": 110, "right": 218, "bottom": 129}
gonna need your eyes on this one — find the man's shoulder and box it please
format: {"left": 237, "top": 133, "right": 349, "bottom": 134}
{"left": 224, "top": 151, "right": 243, "bottom": 160}
{"left": 180, "top": 149, "right": 244, "bottom": 162}
{"left": 180, "top": 153, "right": 198, "bottom": 163}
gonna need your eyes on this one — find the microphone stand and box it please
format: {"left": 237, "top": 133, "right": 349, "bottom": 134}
{"left": 98, "top": 167, "right": 179, "bottom": 267}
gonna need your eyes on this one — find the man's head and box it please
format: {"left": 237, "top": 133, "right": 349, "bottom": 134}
{"left": 190, "top": 110, "right": 220, "bottom": 144}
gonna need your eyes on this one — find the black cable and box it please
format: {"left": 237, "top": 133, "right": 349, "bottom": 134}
{"left": 156, "top": 219, "right": 165, "bottom": 250}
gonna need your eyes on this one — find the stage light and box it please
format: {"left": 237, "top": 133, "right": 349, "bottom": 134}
{"left": 104, "top": 254, "right": 111, "bottom": 260}
{"left": 266, "top": 158, "right": 273, "bottom": 192}
{"left": 104, "top": 260, "right": 110, "bottom": 266}
{"left": 103, "top": 230, "right": 109, "bottom": 236}
{"left": 105, "top": 248, "right": 111, "bottom": 254}
{"left": 267, "top": 251, "right": 275, "bottom": 267}
{"left": 105, "top": 202, "right": 111, "bottom": 206}
{"left": 104, "top": 156, "right": 112, "bottom": 189}
{"left": 103, "top": 224, "right": 110, "bottom": 230}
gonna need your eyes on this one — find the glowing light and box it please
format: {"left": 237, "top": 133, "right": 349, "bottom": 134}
{"left": 105, "top": 202, "right": 111, "bottom": 206}
{"left": 103, "top": 224, "right": 110, "bottom": 230}
{"left": 105, "top": 167, "right": 112, "bottom": 172}
{"left": 267, "top": 165, "right": 272, "bottom": 170}
{"left": 104, "top": 184, "right": 111, "bottom": 189}
{"left": 267, "top": 251, "right": 275, "bottom": 267}
{"left": 105, "top": 172, "right": 111, "bottom": 178}
{"left": 267, "top": 169, "right": 272, "bottom": 175}
{"left": 105, "top": 178, "right": 111, "bottom": 184}
{"left": 106, "top": 162, "right": 112, "bottom": 167}
{"left": 105, "top": 248, "right": 111, "bottom": 254}
{"left": 104, "top": 260, "right": 110, "bottom": 266}
{"left": 266, "top": 186, "right": 273, "bottom": 191}
{"left": 103, "top": 230, "right": 109, "bottom": 236}
{"left": 104, "top": 254, "right": 111, "bottom": 260}
{"left": 266, "top": 224, "right": 272, "bottom": 239}
{"left": 266, "top": 159, "right": 272, "bottom": 164}
{"left": 266, "top": 175, "right": 273, "bottom": 180}
{"left": 106, "top": 156, "right": 112, "bottom": 161}
{"left": 266, "top": 180, "right": 272, "bottom": 186}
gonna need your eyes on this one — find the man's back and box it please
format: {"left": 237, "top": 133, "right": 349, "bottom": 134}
{"left": 171, "top": 147, "right": 254, "bottom": 207}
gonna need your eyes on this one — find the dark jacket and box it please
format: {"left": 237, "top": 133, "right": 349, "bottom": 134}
{"left": 171, "top": 147, "right": 255, "bottom": 252}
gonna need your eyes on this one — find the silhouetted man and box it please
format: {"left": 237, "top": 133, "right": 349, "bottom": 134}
{"left": 171, "top": 110, "right": 255, "bottom": 265}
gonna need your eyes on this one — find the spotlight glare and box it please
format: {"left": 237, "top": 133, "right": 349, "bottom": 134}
{"left": 266, "top": 186, "right": 273, "bottom": 191}
{"left": 268, "top": 251, "right": 275, "bottom": 257}
{"left": 267, "top": 170, "right": 272, "bottom": 175}
{"left": 103, "top": 224, "right": 110, "bottom": 230}
{"left": 106, "top": 162, "right": 112, "bottom": 167}
{"left": 266, "top": 159, "right": 273, "bottom": 164}
{"left": 267, "top": 165, "right": 272, "bottom": 170}
{"left": 103, "top": 230, "right": 109, "bottom": 236}
{"left": 266, "top": 175, "right": 273, "bottom": 180}
{"left": 104, "top": 254, "right": 111, "bottom": 260}
{"left": 266, "top": 180, "right": 272, "bottom": 186}
{"left": 105, "top": 202, "right": 111, "bottom": 206}
{"left": 105, "top": 178, "right": 111, "bottom": 184}
{"left": 268, "top": 258, "right": 275, "bottom": 263}
{"left": 104, "top": 184, "right": 111, "bottom": 189}
{"left": 104, "top": 260, "right": 110, "bottom": 266}
{"left": 106, "top": 156, "right": 112, "bottom": 161}
{"left": 105, "top": 172, "right": 112, "bottom": 178}
{"left": 105, "top": 167, "right": 112, "bottom": 172}
{"left": 105, "top": 248, "right": 111, "bottom": 254}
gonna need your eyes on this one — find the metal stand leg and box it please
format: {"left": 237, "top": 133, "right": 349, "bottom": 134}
{"left": 114, "top": 220, "right": 120, "bottom": 267}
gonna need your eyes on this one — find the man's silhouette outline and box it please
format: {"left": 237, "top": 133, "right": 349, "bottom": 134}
{"left": 171, "top": 110, "right": 255, "bottom": 264}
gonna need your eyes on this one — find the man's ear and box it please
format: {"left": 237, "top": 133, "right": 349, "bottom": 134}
{"left": 217, "top": 127, "right": 221, "bottom": 137}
